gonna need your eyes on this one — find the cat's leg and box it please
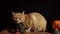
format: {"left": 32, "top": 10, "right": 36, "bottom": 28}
{"left": 25, "top": 18, "right": 33, "bottom": 32}
{"left": 42, "top": 27, "right": 46, "bottom": 32}
{"left": 25, "top": 26, "right": 32, "bottom": 32}
{"left": 38, "top": 28, "right": 43, "bottom": 32}
{"left": 34, "top": 27, "right": 39, "bottom": 32}
{"left": 34, "top": 27, "right": 37, "bottom": 32}
{"left": 38, "top": 27, "right": 46, "bottom": 32}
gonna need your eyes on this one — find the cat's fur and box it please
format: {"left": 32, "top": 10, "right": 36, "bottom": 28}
{"left": 12, "top": 11, "right": 47, "bottom": 32}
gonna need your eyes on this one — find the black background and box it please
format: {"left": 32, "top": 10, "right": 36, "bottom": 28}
{"left": 0, "top": 0, "right": 60, "bottom": 32}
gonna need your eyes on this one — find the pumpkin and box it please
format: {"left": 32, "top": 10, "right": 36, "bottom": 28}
{"left": 52, "top": 20, "right": 60, "bottom": 32}
{"left": 15, "top": 31, "right": 21, "bottom": 34}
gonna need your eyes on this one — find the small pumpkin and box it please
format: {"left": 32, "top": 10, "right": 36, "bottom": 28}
{"left": 52, "top": 20, "right": 60, "bottom": 32}
{"left": 15, "top": 31, "right": 21, "bottom": 34}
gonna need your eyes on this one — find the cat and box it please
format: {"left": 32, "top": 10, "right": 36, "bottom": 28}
{"left": 12, "top": 11, "right": 47, "bottom": 32}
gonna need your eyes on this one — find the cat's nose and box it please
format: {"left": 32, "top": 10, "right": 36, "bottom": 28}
{"left": 16, "top": 20, "right": 20, "bottom": 23}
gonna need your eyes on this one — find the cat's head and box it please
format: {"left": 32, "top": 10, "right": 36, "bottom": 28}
{"left": 12, "top": 11, "right": 25, "bottom": 24}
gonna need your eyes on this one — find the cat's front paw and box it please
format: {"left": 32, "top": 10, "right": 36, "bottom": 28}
{"left": 25, "top": 30, "right": 30, "bottom": 32}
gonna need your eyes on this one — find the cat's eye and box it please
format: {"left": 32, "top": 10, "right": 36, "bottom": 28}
{"left": 19, "top": 18, "right": 21, "bottom": 19}
{"left": 14, "top": 17, "right": 17, "bottom": 19}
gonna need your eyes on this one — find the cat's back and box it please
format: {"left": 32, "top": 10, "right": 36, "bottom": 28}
{"left": 29, "top": 12, "right": 47, "bottom": 24}
{"left": 29, "top": 12, "right": 45, "bottom": 19}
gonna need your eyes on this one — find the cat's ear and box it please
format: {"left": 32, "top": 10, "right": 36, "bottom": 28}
{"left": 12, "top": 11, "right": 15, "bottom": 14}
{"left": 22, "top": 11, "right": 25, "bottom": 14}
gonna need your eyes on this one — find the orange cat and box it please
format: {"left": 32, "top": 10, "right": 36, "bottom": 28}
{"left": 12, "top": 11, "right": 47, "bottom": 32}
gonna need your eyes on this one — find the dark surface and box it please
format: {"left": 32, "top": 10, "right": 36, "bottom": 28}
{"left": 0, "top": 0, "right": 59, "bottom": 33}
{"left": 0, "top": 29, "right": 51, "bottom": 34}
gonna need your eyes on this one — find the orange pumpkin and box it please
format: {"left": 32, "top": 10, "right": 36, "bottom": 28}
{"left": 52, "top": 20, "right": 60, "bottom": 32}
